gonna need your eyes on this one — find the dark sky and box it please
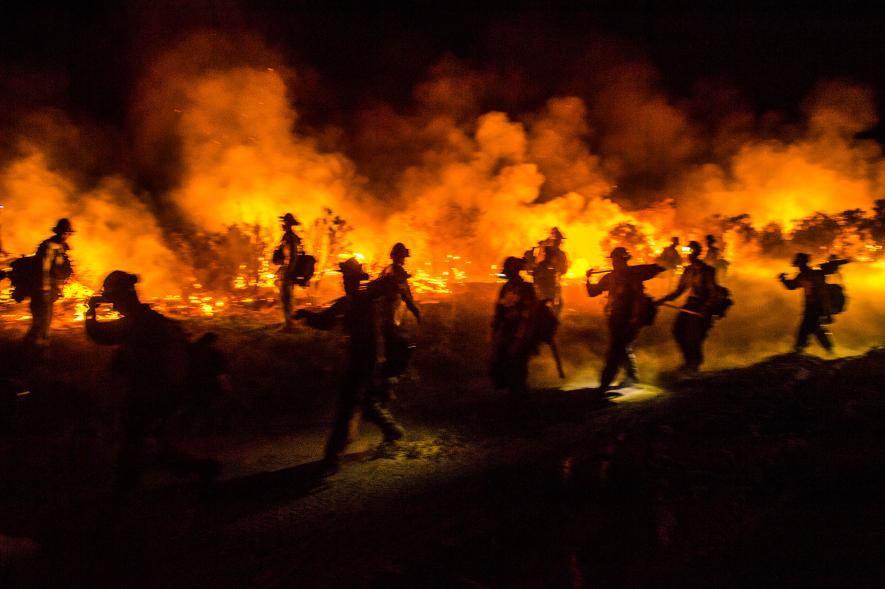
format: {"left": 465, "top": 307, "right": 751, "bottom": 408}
{"left": 1, "top": 1, "right": 884, "bottom": 136}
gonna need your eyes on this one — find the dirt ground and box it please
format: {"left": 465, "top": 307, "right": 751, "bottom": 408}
{"left": 2, "top": 284, "right": 885, "bottom": 587}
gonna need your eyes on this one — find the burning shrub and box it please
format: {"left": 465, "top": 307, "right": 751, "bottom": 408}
{"left": 602, "top": 222, "right": 652, "bottom": 261}
{"left": 790, "top": 212, "right": 842, "bottom": 252}
{"left": 758, "top": 222, "right": 788, "bottom": 257}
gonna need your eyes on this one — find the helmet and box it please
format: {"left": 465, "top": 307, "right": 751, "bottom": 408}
{"left": 705, "top": 234, "right": 716, "bottom": 244}
{"left": 670, "top": 236, "right": 680, "bottom": 245}
{"left": 550, "top": 227, "right": 565, "bottom": 241}
{"left": 279, "top": 213, "right": 300, "bottom": 227}
{"left": 610, "top": 247, "right": 631, "bottom": 261}
{"left": 390, "top": 242, "right": 410, "bottom": 259}
{"left": 101, "top": 270, "right": 138, "bottom": 301}
{"left": 52, "top": 218, "right": 75, "bottom": 235}
{"left": 792, "top": 252, "right": 810, "bottom": 267}
{"left": 687, "top": 240, "right": 702, "bottom": 256}
{"left": 339, "top": 257, "right": 368, "bottom": 281}
{"left": 501, "top": 256, "right": 525, "bottom": 277}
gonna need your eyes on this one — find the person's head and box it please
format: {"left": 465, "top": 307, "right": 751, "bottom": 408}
{"left": 792, "top": 252, "right": 810, "bottom": 268}
{"left": 706, "top": 234, "right": 716, "bottom": 245}
{"left": 549, "top": 227, "right": 564, "bottom": 247}
{"left": 100, "top": 270, "right": 140, "bottom": 313}
{"left": 339, "top": 257, "right": 368, "bottom": 295}
{"left": 610, "top": 246, "right": 631, "bottom": 269}
{"left": 687, "top": 240, "right": 703, "bottom": 261}
{"left": 670, "top": 236, "right": 680, "bottom": 246}
{"left": 52, "top": 218, "right": 74, "bottom": 240}
{"left": 279, "top": 213, "right": 300, "bottom": 231}
{"left": 390, "top": 242, "right": 410, "bottom": 264}
{"left": 501, "top": 256, "right": 525, "bottom": 280}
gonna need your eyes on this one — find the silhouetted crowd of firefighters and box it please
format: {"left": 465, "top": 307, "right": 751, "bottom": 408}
{"left": 0, "top": 216, "right": 851, "bottom": 484}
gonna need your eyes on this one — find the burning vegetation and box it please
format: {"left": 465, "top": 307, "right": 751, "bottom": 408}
{"left": 0, "top": 32, "right": 884, "bottom": 336}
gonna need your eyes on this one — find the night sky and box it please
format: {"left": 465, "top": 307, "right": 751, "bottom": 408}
{"left": 2, "top": 1, "right": 883, "bottom": 136}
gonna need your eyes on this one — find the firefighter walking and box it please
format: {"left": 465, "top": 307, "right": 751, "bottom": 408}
{"left": 374, "top": 242, "right": 421, "bottom": 391}
{"left": 85, "top": 271, "right": 218, "bottom": 496}
{"left": 779, "top": 253, "right": 849, "bottom": 354}
{"left": 586, "top": 248, "right": 663, "bottom": 391}
{"left": 656, "top": 240, "right": 720, "bottom": 374}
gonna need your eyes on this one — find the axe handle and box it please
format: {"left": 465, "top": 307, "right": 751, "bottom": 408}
{"left": 660, "top": 302, "right": 705, "bottom": 318}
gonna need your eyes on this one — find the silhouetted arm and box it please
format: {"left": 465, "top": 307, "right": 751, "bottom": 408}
{"left": 779, "top": 272, "right": 800, "bottom": 290}
{"left": 658, "top": 269, "right": 689, "bottom": 303}
{"left": 586, "top": 273, "right": 609, "bottom": 297}
{"left": 400, "top": 279, "right": 420, "bottom": 323}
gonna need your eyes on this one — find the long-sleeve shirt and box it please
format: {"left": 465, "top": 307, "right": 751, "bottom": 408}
{"left": 656, "top": 246, "right": 682, "bottom": 270}
{"left": 780, "top": 264, "right": 843, "bottom": 310}
{"left": 532, "top": 246, "right": 568, "bottom": 300}
{"left": 375, "top": 263, "right": 419, "bottom": 327}
{"left": 586, "top": 264, "right": 663, "bottom": 321}
{"left": 35, "top": 235, "right": 70, "bottom": 294}
{"left": 278, "top": 229, "right": 302, "bottom": 280}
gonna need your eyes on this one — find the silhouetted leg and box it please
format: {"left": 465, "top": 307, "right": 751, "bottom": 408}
{"left": 673, "top": 313, "right": 691, "bottom": 368}
{"left": 24, "top": 294, "right": 52, "bottom": 349}
{"left": 693, "top": 318, "right": 712, "bottom": 369}
{"left": 279, "top": 279, "right": 294, "bottom": 327}
{"left": 325, "top": 371, "right": 360, "bottom": 460}
{"left": 382, "top": 325, "right": 412, "bottom": 380}
{"left": 813, "top": 325, "right": 833, "bottom": 351}
{"left": 684, "top": 315, "right": 710, "bottom": 371}
{"left": 601, "top": 328, "right": 630, "bottom": 390}
{"left": 623, "top": 344, "right": 639, "bottom": 383}
{"left": 363, "top": 389, "right": 404, "bottom": 442}
{"left": 794, "top": 312, "right": 816, "bottom": 352}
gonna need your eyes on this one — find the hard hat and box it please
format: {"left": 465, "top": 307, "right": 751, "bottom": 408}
{"left": 101, "top": 270, "right": 138, "bottom": 300}
{"left": 390, "top": 242, "right": 410, "bottom": 258}
{"left": 610, "top": 247, "right": 631, "bottom": 261}
{"left": 52, "top": 218, "right": 75, "bottom": 234}
{"left": 339, "top": 257, "right": 368, "bottom": 281}
{"left": 279, "top": 213, "right": 301, "bottom": 227}
{"left": 792, "top": 252, "right": 810, "bottom": 267}
{"left": 502, "top": 256, "right": 525, "bottom": 277}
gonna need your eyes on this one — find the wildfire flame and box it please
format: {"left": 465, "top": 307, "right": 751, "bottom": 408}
{"left": 0, "top": 32, "right": 884, "bottom": 330}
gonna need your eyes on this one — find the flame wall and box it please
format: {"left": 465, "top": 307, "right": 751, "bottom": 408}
{"left": 1, "top": 29, "right": 883, "bottom": 299}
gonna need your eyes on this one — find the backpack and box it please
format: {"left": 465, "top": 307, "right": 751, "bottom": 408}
{"left": 711, "top": 285, "right": 733, "bottom": 318}
{"left": 271, "top": 245, "right": 285, "bottom": 265}
{"left": 292, "top": 254, "right": 316, "bottom": 286}
{"left": 8, "top": 256, "right": 40, "bottom": 302}
{"left": 826, "top": 283, "right": 846, "bottom": 315}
